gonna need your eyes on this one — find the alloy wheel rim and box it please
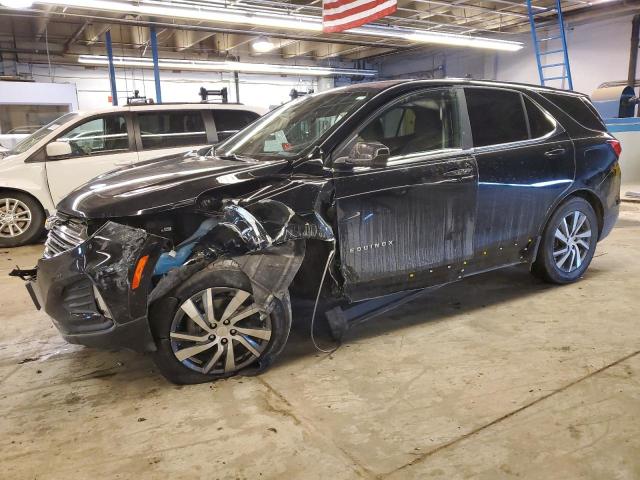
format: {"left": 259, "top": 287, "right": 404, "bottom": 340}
{"left": 170, "top": 287, "right": 271, "bottom": 375}
{"left": 0, "top": 198, "right": 32, "bottom": 238}
{"left": 553, "top": 210, "right": 592, "bottom": 273}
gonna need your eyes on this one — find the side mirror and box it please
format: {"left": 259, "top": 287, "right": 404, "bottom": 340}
{"left": 335, "top": 141, "right": 390, "bottom": 169}
{"left": 46, "top": 141, "right": 72, "bottom": 158}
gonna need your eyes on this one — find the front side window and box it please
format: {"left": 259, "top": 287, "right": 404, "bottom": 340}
{"left": 138, "top": 111, "right": 207, "bottom": 150}
{"left": 338, "top": 88, "right": 460, "bottom": 159}
{"left": 58, "top": 115, "right": 129, "bottom": 157}
{"left": 465, "top": 88, "right": 528, "bottom": 147}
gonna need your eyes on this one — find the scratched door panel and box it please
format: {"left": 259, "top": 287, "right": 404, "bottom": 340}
{"left": 334, "top": 155, "right": 477, "bottom": 300}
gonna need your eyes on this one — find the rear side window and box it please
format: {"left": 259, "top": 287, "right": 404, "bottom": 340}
{"left": 465, "top": 88, "right": 528, "bottom": 147}
{"left": 138, "top": 111, "right": 207, "bottom": 150}
{"left": 212, "top": 110, "right": 260, "bottom": 141}
{"left": 540, "top": 92, "right": 606, "bottom": 131}
{"left": 524, "top": 96, "right": 556, "bottom": 138}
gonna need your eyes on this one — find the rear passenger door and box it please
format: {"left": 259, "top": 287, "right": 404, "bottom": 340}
{"left": 134, "top": 110, "right": 211, "bottom": 162}
{"left": 464, "top": 87, "right": 574, "bottom": 258}
{"left": 212, "top": 109, "right": 261, "bottom": 141}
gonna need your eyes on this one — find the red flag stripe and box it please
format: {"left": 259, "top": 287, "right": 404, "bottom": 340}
{"left": 323, "top": 0, "right": 391, "bottom": 22}
{"left": 324, "top": 0, "right": 382, "bottom": 13}
{"left": 323, "top": 4, "right": 397, "bottom": 33}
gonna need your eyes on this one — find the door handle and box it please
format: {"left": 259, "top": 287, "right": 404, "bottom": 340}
{"left": 114, "top": 161, "right": 130, "bottom": 166}
{"left": 443, "top": 167, "right": 473, "bottom": 178}
{"left": 544, "top": 148, "right": 566, "bottom": 158}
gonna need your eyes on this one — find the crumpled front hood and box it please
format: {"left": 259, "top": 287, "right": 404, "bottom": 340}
{"left": 57, "top": 152, "right": 289, "bottom": 218}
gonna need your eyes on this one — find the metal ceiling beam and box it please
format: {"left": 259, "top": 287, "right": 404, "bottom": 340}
{"left": 0, "top": 11, "right": 413, "bottom": 51}
{"left": 173, "top": 30, "right": 217, "bottom": 51}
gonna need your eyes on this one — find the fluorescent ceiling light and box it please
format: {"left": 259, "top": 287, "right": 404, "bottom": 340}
{"left": 0, "top": 0, "right": 34, "bottom": 8}
{"left": 252, "top": 37, "right": 275, "bottom": 53}
{"left": 33, "top": 0, "right": 524, "bottom": 52}
{"left": 78, "top": 55, "right": 377, "bottom": 77}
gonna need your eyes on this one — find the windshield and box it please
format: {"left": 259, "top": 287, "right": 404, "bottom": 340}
{"left": 215, "top": 89, "right": 373, "bottom": 160}
{"left": 10, "top": 112, "right": 80, "bottom": 155}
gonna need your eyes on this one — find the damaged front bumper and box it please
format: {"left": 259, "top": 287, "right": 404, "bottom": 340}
{"left": 24, "top": 222, "right": 166, "bottom": 353}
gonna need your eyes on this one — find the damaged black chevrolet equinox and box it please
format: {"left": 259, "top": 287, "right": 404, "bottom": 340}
{"left": 19, "top": 80, "right": 621, "bottom": 384}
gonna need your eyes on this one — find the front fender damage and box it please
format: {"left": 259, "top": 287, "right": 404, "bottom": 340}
{"left": 148, "top": 197, "right": 335, "bottom": 316}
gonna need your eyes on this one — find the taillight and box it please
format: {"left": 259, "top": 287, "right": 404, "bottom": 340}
{"left": 607, "top": 139, "right": 622, "bottom": 158}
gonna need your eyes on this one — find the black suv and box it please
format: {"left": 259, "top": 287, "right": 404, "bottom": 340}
{"left": 20, "top": 80, "right": 621, "bottom": 384}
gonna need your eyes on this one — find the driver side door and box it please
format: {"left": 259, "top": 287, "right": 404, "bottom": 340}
{"left": 45, "top": 114, "right": 135, "bottom": 204}
{"left": 332, "top": 88, "right": 478, "bottom": 301}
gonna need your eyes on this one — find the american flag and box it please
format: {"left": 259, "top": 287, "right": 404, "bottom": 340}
{"left": 322, "top": 0, "right": 398, "bottom": 33}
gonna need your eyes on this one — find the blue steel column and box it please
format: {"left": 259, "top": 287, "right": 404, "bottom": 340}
{"left": 105, "top": 30, "right": 118, "bottom": 106}
{"left": 150, "top": 26, "right": 162, "bottom": 103}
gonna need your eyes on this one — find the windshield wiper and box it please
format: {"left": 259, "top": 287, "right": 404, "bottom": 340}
{"left": 217, "top": 153, "right": 242, "bottom": 160}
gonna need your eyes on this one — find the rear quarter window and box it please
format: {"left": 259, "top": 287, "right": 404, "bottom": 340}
{"left": 523, "top": 96, "right": 556, "bottom": 138}
{"left": 212, "top": 110, "right": 260, "bottom": 140}
{"left": 540, "top": 92, "right": 606, "bottom": 132}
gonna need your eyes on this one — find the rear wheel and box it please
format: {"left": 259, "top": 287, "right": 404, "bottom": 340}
{"left": 150, "top": 262, "right": 291, "bottom": 384}
{"left": 532, "top": 196, "right": 598, "bottom": 284}
{"left": 0, "top": 192, "right": 45, "bottom": 247}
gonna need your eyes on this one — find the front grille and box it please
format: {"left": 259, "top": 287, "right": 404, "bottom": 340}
{"left": 44, "top": 214, "right": 88, "bottom": 258}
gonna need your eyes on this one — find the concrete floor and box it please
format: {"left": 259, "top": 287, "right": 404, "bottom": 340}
{"left": 1, "top": 204, "right": 639, "bottom": 480}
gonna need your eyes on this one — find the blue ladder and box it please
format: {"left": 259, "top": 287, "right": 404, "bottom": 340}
{"left": 527, "top": 0, "right": 573, "bottom": 90}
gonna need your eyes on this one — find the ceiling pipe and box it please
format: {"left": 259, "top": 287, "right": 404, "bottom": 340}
{"left": 12, "top": 0, "right": 524, "bottom": 51}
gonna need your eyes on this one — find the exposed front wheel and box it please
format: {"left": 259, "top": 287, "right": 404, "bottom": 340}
{"left": 150, "top": 262, "right": 291, "bottom": 384}
{"left": 0, "top": 192, "right": 45, "bottom": 247}
{"left": 532, "top": 196, "right": 598, "bottom": 284}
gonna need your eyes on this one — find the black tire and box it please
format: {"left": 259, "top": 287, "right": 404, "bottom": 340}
{"left": 0, "top": 191, "right": 45, "bottom": 247}
{"left": 532, "top": 196, "right": 599, "bottom": 284}
{"left": 149, "top": 260, "right": 292, "bottom": 384}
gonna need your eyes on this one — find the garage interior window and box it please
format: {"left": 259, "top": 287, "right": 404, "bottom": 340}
{"left": 138, "top": 111, "right": 207, "bottom": 149}
{"left": 58, "top": 115, "right": 129, "bottom": 157}
{"left": 212, "top": 110, "right": 260, "bottom": 141}
{"left": 0, "top": 104, "right": 70, "bottom": 134}
{"left": 465, "top": 88, "right": 529, "bottom": 147}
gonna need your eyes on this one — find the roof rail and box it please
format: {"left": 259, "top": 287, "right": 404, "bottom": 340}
{"left": 199, "top": 87, "right": 228, "bottom": 103}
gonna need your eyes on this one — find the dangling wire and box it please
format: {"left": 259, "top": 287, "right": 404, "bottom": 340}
{"left": 139, "top": 26, "right": 147, "bottom": 99}
{"left": 45, "top": 24, "right": 52, "bottom": 81}
{"left": 309, "top": 247, "right": 340, "bottom": 354}
{"left": 120, "top": 25, "right": 128, "bottom": 98}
